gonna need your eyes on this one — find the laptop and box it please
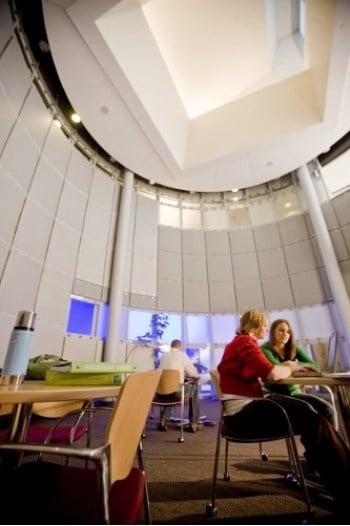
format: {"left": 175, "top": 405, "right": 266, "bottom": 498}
{"left": 292, "top": 331, "right": 339, "bottom": 378}
{"left": 292, "top": 370, "right": 323, "bottom": 378}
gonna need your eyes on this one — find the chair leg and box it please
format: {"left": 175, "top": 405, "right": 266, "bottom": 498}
{"left": 206, "top": 418, "right": 222, "bottom": 517}
{"left": 178, "top": 386, "right": 185, "bottom": 443}
{"left": 285, "top": 436, "right": 312, "bottom": 517}
{"left": 137, "top": 441, "right": 152, "bottom": 525}
{"left": 223, "top": 439, "right": 230, "bottom": 481}
{"left": 259, "top": 442, "right": 268, "bottom": 461}
{"left": 323, "top": 385, "right": 339, "bottom": 431}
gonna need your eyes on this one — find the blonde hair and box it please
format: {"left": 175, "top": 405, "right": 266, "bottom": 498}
{"left": 239, "top": 309, "right": 268, "bottom": 334}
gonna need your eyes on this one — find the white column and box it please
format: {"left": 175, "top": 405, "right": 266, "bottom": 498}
{"left": 297, "top": 164, "right": 350, "bottom": 350}
{"left": 104, "top": 169, "right": 134, "bottom": 362}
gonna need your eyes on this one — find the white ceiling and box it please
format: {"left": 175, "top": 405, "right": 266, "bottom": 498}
{"left": 44, "top": 0, "right": 350, "bottom": 192}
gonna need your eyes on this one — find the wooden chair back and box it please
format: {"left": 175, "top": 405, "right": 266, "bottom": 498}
{"left": 0, "top": 404, "right": 13, "bottom": 416}
{"left": 106, "top": 369, "right": 162, "bottom": 483}
{"left": 155, "top": 369, "right": 181, "bottom": 395}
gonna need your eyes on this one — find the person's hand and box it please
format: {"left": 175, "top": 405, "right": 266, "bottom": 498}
{"left": 283, "top": 360, "right": 299, "bottom": 371}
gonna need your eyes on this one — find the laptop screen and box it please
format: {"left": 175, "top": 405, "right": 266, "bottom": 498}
{"left": 325, "top": 331, "right": 338, "bottom": 373}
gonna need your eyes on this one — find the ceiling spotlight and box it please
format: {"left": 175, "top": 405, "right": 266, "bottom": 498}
{"left": 53, "top": 118, "right": 62, "bottom": 128}
{"left": 38, "top": 40, "right": 50, "bottom": 53}
{"left": 231, "top": 187, "right": 239, "bottom": 193}
{"left": 71, "top": 113, "right": 81, "bottom": 123}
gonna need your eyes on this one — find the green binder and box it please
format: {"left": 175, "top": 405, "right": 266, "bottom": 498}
{"left": 45, "top": 370, "right": 123, "bottom": 385}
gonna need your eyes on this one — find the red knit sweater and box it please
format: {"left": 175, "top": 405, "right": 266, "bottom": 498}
{"left": 218, "top": 332, "right": 274, "bottom": 398}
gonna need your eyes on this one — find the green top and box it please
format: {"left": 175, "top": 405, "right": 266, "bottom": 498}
{"left": 261, "top": 342, "right": 320, "bottom": 396}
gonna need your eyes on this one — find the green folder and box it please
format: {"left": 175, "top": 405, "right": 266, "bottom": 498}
{"left": 45, "top": 370, "right": 123, "bottom": 385}
{"left": 49, "top": 361, "right": 138, "bottom": 374}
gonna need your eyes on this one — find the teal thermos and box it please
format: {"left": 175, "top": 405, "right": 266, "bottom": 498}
{"left": 1, "top": 310, "right": 37, "bottom": 385}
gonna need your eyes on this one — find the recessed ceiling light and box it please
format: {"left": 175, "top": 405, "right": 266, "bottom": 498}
{"left": 38, "top": 40, "right": 50, "bottom": 53}
{"left": 53, "top": 118, "right": 62, "bottom": 128}
{"left": 285, "top": 201, "right": 292, "bottom": 208}
{"left": 71, "top": 113, "right": 81, "bottom": 123}
{"left": 231, "top": 188, "right": 239, "bottom": 193}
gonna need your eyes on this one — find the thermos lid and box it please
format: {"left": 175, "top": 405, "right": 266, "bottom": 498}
{"left": 15, "top": 310, "right": 37, "bottom": 330}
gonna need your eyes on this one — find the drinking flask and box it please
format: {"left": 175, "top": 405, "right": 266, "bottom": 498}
{"left": 1, "top": 310, "right": 37, "bottom": 386}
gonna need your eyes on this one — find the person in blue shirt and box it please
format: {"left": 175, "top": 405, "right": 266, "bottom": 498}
{"left": 261, "top": 319, "right": 336, "bottom": 426}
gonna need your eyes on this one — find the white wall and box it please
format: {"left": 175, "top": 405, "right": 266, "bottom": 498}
{"left": 1, "top": 4, "right": 350, "bottom": 370}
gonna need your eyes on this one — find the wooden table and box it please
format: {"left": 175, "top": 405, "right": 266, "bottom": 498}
{"left": 0, "top": 380, "right": 121, "bottom": 404}
{"left": 277, "top": 374, "right": 350, "bottom": 444}
{"left": 277, "top": 375, "right": 350, "bottom": 388}
{"left": 0, "top": 380, "right": 121, "bottom": 441}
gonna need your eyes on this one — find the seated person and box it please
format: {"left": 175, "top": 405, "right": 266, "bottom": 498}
{"left": 158, "top": 339, "right": 202, "bottom": 433}
{"left": 218, "top": 309, "right": 350, "bottom": 517}
{"left": 261, "top": 319, "right": 336, "bottom": 426}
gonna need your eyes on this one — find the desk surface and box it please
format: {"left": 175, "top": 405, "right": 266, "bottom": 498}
{"left": 277, "top": 375, "right": 350, "bottom": 387}
{"left": 0, "top": 380, "right": 121, "bottom": 404}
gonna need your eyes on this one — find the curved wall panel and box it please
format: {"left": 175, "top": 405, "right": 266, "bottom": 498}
{"left": 1, "top": 5, "right": 350, "bottom": 366}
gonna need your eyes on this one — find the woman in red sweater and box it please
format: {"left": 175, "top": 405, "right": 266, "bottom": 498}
{"left": 218, "top": 309, "right": 350, "bottom": 515}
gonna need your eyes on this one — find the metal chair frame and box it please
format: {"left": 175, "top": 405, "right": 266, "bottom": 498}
{"left": 206, "top": 371, "right": 312, "bottom": 519}
{"left": 0, "top": 370, "right": 161, "bottom": 524}
{"left": 151, "top": 369, "right": 186, "bottom": 442}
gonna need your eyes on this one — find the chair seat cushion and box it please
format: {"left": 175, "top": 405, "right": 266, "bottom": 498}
{"left": 0, "top": 424, "right": 87, "bottom": 444}
{"left": 221, "top": 421, "right": 289, "bottom": 441}
{"left": 26, "top": 424, "right": 86, "bottom": 443}
{"left": 153, "top": 392, "right": 181, "bottom": 403}
{"left": 109, "top": 467, "right": 145, "bottom": 524}
{"left": 1, "top": 461, "right": 145, "bottom": 524}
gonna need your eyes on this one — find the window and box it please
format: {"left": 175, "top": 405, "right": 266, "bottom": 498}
{"left": 66, "top": 297, "right": 95, "bottom": 336}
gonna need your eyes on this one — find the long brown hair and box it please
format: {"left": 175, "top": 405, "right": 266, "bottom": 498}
{"left": 239, "top": 309, "right": 268, "bottom": 335}
{"left": 268, "top": 318, "right": 296, "bottom": 360}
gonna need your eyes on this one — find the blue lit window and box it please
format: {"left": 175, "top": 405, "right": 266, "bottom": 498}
{"left": 66, "top": 298, "right": 95, "bottom": 335}
{"left": 97, "top": 303, "right": 110, "bottom": 340}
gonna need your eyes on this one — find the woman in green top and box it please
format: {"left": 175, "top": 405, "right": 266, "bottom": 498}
{"left": 261, "top": 319, "right": 336, "bottom": 426}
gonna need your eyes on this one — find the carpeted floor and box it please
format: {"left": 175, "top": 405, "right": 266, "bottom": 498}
{"left": 9, "top": 396, "right": 345, "bottom": 525}
{"left": 142, "top": 398, "right": 343, "bottom": 525}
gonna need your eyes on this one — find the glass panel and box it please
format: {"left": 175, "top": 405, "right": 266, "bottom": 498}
{"left": 249, "top": 198, "right": 275, "bottom": 225}
{"left": 66, "top": 297, "right": 95, "bottom": 336}
{"left": 159, "top": 203, "right": 180, "bottom": 227}
{"left": 127, "top": 310, "right": 154, "bottom": 341}
{"left": 127, "top": 310, "right": 182, "bottom": 344}
{"left": 203, "top": 208, "right": 227, "bottom": 230}
{"left": 136, "top": 187, "right": 157, "bottom": 200}
{"left": 97, "top": 302, "right": 110, "bottom": 340}
{"left": 226, "top": 206, "right": 250, "bottom": 228}
{"left": 182, "top": 208, "right": 202, "bottom": 230}
{"left": 198, "top": 344, "right": 211, "bottom": 373}
{"left": 162, "top": 313, "right": 182, "bottom": 343}
{"left": 321, "top": 150, "right": 350, "bottom": 196}
{"left": 185, "top": 314, "right": 210, "bottom": 344}
{"left": 212, "top": 346, "right": 225, "bottom": 369}
{"left": 274, "top": 188, "right": 302, "bottom": 220}
{"left": 211, "top": 314, "right": 238, "bottom": 344}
